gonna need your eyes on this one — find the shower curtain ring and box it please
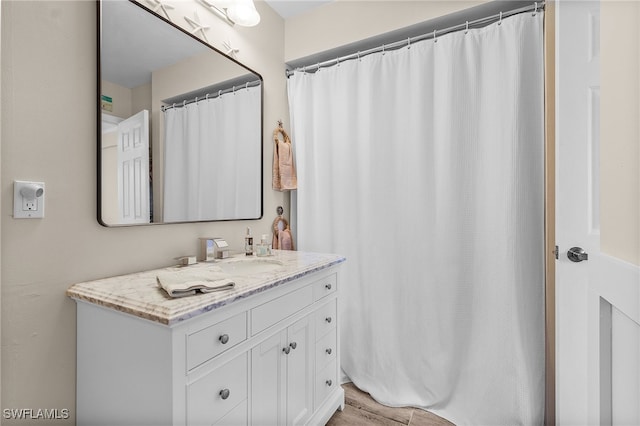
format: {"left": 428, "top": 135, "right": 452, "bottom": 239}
{"left": 407, "top": 37, "right": 411, "bottom": 49}
{"left": 465, "top": 21, "right": 469, "bottom": 34}
{"left": 382, "top": 44, "right": 386, "bottom": 55}
{"left": 433, "top": 29, "right": 437, "bottom": 43}
{"left": 533, "top": 2, "right": 538, "bottom": 15}
{"left": 498, "top": 11, "right": 503, "bottom": 25}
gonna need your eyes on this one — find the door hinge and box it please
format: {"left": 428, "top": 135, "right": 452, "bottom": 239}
{"left": 554, "top": 245, "right": 559, "bottom": 260}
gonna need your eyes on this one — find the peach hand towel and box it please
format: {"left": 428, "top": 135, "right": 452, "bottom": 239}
{"left": 272, "top": 124, "right": 297, "bottom": 191}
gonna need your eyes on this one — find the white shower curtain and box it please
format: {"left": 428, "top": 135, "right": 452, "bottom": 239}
{"left": 288, "top": 12, "right": 544, "bottom": 425}
{"left": 163, "top": 85, "right": 261, "bottom": 222}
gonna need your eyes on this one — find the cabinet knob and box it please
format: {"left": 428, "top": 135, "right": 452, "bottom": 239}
{"left": 219, "top": 389, "right": 230, "bottom": 400}
{"left": 219, "top": 334, "right": 230, "bottom": 344}
{"left": 289, "top": 342, "right": 297, "bottom": 350}
{"left": 325, "top": 317, "right": 332, "bottom": 323}
{"left": 325, "top": 283, "right": 332, "bottom": 290}
{"left": 326, "top": 348, "right": 332, "bottom": 355}
{"left": 283, "top": 346, "right": 291, "bottom": 355}
{"left": 326, "top": 380, "right": 333, "bottom": 387}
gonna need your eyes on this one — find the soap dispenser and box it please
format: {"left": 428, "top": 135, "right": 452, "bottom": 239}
{"left": 245, "top": 227, "right": 254, "bottom": 256}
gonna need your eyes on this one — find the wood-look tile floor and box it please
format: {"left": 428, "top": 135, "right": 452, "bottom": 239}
{"left": 327, "top": 383, "right": 455, "bottom": 426}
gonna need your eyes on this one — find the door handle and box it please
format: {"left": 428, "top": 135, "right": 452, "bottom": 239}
{"left": 567, "top": 247, "right": 588, "bottom": 262}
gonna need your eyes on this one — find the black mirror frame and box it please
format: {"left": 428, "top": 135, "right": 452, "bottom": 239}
{"left": 96, "top": 0, "right": 264, "bottom": 227}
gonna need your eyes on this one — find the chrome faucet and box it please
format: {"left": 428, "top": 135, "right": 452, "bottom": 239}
{"left": 199, "top": 238, "right": 230, "bottom": 261}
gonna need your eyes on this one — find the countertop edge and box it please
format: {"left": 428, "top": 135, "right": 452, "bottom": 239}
{"left": 67, "top": 252, "right": 346, "bottom": 326}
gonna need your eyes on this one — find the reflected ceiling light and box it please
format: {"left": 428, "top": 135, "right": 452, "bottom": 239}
{"left": 199, "top": 0, "right": 261, "bottom": 27}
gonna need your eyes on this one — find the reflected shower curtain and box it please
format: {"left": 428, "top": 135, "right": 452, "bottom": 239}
{"left": 163, "top": 85, "right": 261, "bottom": 222}
{"left": 288, "top": 12, "right": 544, "bottom": 425}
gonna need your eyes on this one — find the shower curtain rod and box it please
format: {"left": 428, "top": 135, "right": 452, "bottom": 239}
{"left": 161, "top": 79, "right": 262, "bottom": 111}
{"left": 285, "top": 1, "right": 545, "bottom": 77}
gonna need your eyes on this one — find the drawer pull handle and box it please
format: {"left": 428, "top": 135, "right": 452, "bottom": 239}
{"left": 326, "top": 380, "right": 333, "bottom": 387}
{"left": 219, "top": 334, "right": 230, "bottom": 344}
{"left": 325, "top": 317, "right": 332, "bottom": 323}
{"left": 326, "top": 348, "right": 332, "bottom": 355}
{"left": 219, "top": 389, "right": 230, "bottom": 400}
{"left": 325, "top": 283, "right": 332, "bottom": 290}
{"left": 290, "top": 341, "right": 297, "bottom": 350}
{"left": 283, "top": 346, "right": 291, "bottom": 355}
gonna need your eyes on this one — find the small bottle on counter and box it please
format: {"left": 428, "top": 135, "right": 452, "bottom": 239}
{"left": 256, "top": 234, "right": 272, "bottom": 257}
{"left": 245, "top": 227, "right": 254, "bottom": 256}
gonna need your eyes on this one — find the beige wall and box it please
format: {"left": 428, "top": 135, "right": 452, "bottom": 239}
{"left": 101, "top": 79, "right": 133, "bottom": 119}
{"left": 285, "top": 0, "right": 484, "bottom": 62}
{"left": 601, "top": 1, "right": 640, "bottom": 266}
{"left": 0, "top": 0, "right": 287, "bottom": 422}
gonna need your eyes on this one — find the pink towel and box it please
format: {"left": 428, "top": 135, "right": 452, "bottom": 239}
{"left": 272, "top": 215, "right": 295, "bottom": 250}
{"left": 272, "top": 124, "right": 297, "bottom": 191}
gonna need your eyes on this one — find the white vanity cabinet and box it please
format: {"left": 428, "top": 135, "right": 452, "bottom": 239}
{"left": 251, "top": 316, "right": 313, "bottom": 425}
{"left": 70, "top": 253, "right": 344, "bottom": 426}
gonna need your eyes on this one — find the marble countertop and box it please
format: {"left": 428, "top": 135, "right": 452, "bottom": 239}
{"left": 66, "top": 250, "right": 345, "bottom": 326}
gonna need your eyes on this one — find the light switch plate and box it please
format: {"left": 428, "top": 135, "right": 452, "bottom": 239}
{"left": 14, "top": 180, "right": 45, "bottom": 219}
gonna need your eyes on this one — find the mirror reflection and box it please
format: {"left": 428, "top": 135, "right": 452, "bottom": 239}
{"left": 99, "top": 0, "right": 263, "bottom": 226}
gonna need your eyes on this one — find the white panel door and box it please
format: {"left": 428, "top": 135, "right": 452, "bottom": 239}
{"left": 251, "top": 331, "right": 286, "bottom": 425}
{"left": 117, "top": 109, "right": 150, "bottom": 224}
{"left": 286, "top": 317, "right": 313, "bottom": 426}
{"left": 556, "top": 1, "right": 640, "bottom": 424}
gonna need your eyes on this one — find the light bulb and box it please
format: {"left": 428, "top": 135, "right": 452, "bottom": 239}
{"left": 227, "top": 0, "right": 260, "bottom": 27}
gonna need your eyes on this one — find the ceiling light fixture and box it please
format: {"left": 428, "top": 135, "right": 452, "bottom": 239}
{"left": 199, "top": 0, "right": 261, "bottom": 27}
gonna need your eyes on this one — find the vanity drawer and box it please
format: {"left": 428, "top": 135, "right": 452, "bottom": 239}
{"left": 315, "top": 300, "right": 337, "bottom": 338}
{"left": 315, "top": 358, "right": 338, "bottom": 409}
{"left": 251, "top": 285, "right": 313, "bottom": 336}
{"left": 312, "top": 273, "right": 337, "bottom": 301}
{"left": 187, "top": 312, "right": 247, "bottom": 371}
{"left": 315, "top": 328, "right": 337, "bottom": 373}
{"left": 187, "top": 353, "right": 247, "bottom": 426}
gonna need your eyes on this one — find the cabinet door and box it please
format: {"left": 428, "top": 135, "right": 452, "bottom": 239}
{"left": 286, "top": 317, "right": 314, "bottom": 426}
{"left": 251, "top": 331, "right": 286, "bottom": 425}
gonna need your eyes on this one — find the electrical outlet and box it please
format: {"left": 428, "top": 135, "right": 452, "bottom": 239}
{"left": 23, "top": 198, "right": 38, "bottom": 211}
{"left": 14, "top": 181, "right": 45, "bottom": 219}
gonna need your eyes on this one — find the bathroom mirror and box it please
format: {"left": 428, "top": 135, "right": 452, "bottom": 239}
{"left": 98, "top": 0, "right": 263, "bottom": 226}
